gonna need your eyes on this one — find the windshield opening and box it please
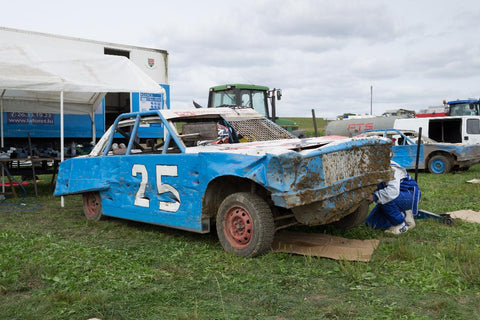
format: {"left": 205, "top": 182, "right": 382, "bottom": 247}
{"left": 449, "top": 103, "right": 480, "bottom": 116}
{"left": 212, "top": 89, "right": 236, "bottom": 107}
{"left": 239, "top": 90, "right": 268, "bottom": 116}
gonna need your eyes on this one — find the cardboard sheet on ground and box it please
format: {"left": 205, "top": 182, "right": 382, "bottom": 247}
{"left": 447, "top": 210, "right": 480, "bottom": 224}
{"left": 272, "top": 231, "right": 379, "bottom": 262}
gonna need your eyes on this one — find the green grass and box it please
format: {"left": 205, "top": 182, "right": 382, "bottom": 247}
{"left": 281, "top": 117, "right": 329, "bottom": 137}
{"left": 1, "top": 166, "right": 480, "bottom": 319}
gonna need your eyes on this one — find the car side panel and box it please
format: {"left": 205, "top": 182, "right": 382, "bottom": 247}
{"left": 55, "top": 153, "right": 268, "bottom": 233}
{"left": 55, "top": 154, "right": 208, "bottom": 232}
{"left": 392, "top": 145, "right": 425, "bottom": 169}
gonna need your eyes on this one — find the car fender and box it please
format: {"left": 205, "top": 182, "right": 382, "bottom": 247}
{"left": 54, "top": 157, "right": 110, "bottom": 196}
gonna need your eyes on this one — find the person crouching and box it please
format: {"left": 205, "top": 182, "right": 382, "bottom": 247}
{"left": 366, "top": 161, "right": 421, "bottom": 234}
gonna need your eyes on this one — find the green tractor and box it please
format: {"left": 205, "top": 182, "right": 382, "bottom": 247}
{"left": 195, "top": 84, "right": 304, "bottom": 136}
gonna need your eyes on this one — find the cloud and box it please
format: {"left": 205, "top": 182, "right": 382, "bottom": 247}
{"left": 254, "top": 0, "right": 397, "bottom": 41}
{"left": 405, "top": 44, "right": 480, "bottom": 79}
{"left": 150, "top": 0, "right": 413, "bottom": 118}
{"left": 4, "top": 0, "right": 479, "bottom": 119}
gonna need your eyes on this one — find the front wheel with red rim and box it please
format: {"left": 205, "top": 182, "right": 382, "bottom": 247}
{"left": 216, "top": 192, "right": 275, "bottom": 257}
{"left": 83, "top": 192, "right": 103, "bottom": 220}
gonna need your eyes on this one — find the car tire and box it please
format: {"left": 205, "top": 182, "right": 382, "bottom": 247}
{"left": 216, "top": 192, "right": 275, "bottom": 258}
{"left": 83, "top": 192, "right": 103, "bottom": 220}
{"left": 428, "top": 154, "right": 452, "bottom": 174}
{"left": 332, "top": 200, "right": 370, "bottom": 230}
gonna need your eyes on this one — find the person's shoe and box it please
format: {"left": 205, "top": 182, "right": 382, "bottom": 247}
{"left": 385, "top": 222, "right": 408, "bottom": 235}
{"left": 404, "top": 210, "right": 415, "bottom": 229}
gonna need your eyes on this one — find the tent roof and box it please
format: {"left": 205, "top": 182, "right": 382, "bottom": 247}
{"left": 0, "top": 44, "right": 165, "bottom": 114}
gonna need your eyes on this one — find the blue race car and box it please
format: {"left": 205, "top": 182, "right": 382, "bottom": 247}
{"left": 360, "top": 129, "right": 480, "bottom": 174}
{"left": 55, "top": 108, "right": 392, "bottom": 257}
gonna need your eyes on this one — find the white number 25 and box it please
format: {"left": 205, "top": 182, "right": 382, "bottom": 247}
{"left": 131, "top": 164, "right": 180, "bottom": 212}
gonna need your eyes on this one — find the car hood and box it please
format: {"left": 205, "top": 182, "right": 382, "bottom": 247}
{"left": 184, "top": 136, "right": 352, "bottom": 155}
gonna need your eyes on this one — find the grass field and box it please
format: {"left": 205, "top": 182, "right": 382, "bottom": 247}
{"left": 282, "top": 117, "right": 329, "bottom": 137}
{"left": 1, "top": 165, "right": 480, "bottom": 319}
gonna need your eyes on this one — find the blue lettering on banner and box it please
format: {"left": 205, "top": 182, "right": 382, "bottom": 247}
{"left": 7, "top": 112, "right": 54, "bottom": 125}
{"left": 139, "top": 93, "right": 164, "bottom": 128}
{"left": 139, "top": 92, "right": 164, "bottom": 112}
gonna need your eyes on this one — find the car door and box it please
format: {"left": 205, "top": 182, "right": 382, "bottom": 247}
{"left": 95, "top": 112, "right": 209, "bottom": 233}
{"left": 391, "top": 133, "right": 425, "bottom": 169}
{"left": 465, "top": 118, "right": 480, "bottom": 144}
{"left": 99, "top": 153, "right": 207, "bottom": 232}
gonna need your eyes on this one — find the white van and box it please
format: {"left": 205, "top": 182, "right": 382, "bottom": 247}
{"left": 394, "top": 116, "right": 480, "bottom": 144}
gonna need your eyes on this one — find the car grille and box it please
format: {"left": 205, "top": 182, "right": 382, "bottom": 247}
{"left": 228, "top": 118, "right": 295, "bottom": 141}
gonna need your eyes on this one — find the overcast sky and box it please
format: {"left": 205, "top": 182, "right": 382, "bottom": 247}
{"left": 2, "top": 0, "right": 480, "bottom": 118}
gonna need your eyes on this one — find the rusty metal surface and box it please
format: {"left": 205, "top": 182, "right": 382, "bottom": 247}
{"left": 267, "top": 143, "right": 392, "bottom": 208}
{"left": 291, "top": 185, "right": 377, "bottom": 226}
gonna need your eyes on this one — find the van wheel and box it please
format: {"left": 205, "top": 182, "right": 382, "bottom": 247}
{"left": 428, "top": 155, "right": 452, "bottom": 174}
{"left": 216, "top": 192, "right": 275, "bottom": 258}
{"left": 332, "top": 200, "right": 370, "bottom": 230}
{"left": 83, "top": 192, "right": 103, "bottom": 220}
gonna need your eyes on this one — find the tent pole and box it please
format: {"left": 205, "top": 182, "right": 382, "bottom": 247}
{"left": 91, "top": 108, "right": 96, "bottom": 145}
{"left": 60, "top": 91, "right": 64, "bottom": 207}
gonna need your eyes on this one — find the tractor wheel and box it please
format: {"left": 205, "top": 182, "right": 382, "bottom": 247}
{"left": 428, "top": 155, "right": 452, "bottom": 174}
{"left": 83, "top": 192, "right": 103, "bottom": 220}
{"left": 216, "top": 192, "right": 275, "bottom": 258}
{"left": 332, "top": 200, "right": 370, "bottom": 230}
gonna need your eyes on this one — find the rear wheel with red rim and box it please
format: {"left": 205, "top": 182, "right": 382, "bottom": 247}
{"left": 83, "top": 192, "right": 103, "bottom": 220}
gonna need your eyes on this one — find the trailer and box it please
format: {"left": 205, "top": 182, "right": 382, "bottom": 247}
{"left": 416, "top": 105, "right": 447, "bottom": 118}
{"left": 0, "top": 27, "right": 169, "bottom": 148}
{"left": 324, "top": 116, "right": 399, "bottom": 137}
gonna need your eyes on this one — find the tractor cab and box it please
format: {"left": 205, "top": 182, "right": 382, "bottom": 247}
{"left": 446, "top": 99, "right": 480, "bottom": 116}
{"left": 207, "top": 84, "right": 272, "bottom": 117}
{"left": 205, "top": 84, "right": 302, "bottom": 135}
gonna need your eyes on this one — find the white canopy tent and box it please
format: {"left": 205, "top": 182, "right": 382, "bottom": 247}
{"left": 0, "top": 44, "right": 166, "bottom": 204}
